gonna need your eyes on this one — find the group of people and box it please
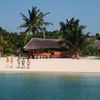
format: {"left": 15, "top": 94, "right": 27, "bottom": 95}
{"left": 6, "top": 57, "right": 31, "bottom": 69}
{"left": 6, "top": 57, "right": 13, "bottom": 68}
{"left": 17, "top": 57, "right": 30, "bottom": 69}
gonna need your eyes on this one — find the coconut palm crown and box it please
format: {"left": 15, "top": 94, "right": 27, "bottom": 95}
{"left": 60, "top": 17, "right": 89, "bottom": 55}
{"left": 18, "top": 6, "right": 52, "bottom": 41}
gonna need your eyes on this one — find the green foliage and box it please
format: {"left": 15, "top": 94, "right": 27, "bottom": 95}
{"left": 96, "top": 33, "right": 100, "bottom": 40}
{"left": 0, "top": 27, "right": 26, "bottom": 56}
{"left": 82, "top": 46, "right": 100, "bottom": 56}
{"left": 59, "top": 17, "right": 89, "bottom": 55}
{"left": 18, "top": 6, "right": 52, "bottom": 42}
{"left": 1, "top": 5, "right": 100, "bottom": 57}
{"left": 45, "top": 30, "right": 60, "bottom": 39}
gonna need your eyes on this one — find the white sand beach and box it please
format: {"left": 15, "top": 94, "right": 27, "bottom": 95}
{"left": 0, "top": 57, "right": 100, "bottom": 74}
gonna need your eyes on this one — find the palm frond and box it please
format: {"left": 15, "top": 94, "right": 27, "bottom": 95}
{"left": 18, "top": 6, "right": 51, "bottom": 38}
{"left": 43, "top": 21, "right": 53, "bottom": 26}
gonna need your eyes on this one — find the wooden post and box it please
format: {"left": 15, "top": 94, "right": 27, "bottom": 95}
{"left": 29, "top": 49, "right": 33, "bottom": 58}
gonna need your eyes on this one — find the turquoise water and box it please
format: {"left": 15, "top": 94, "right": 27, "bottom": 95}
{"left": 0, "top": 73, "right": 100, "bottom": 100}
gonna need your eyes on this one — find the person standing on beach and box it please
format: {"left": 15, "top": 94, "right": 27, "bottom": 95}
{"left": 6, "top": 57, "right": 9, "bottom": 68}
{"left": 10, "top": 57, "right": 13, "bottom": 68}
{"left": 21, "top": 58, "right": 25, "bottom": 68}
{"left": 17, "top": 57, "right": 20, "bottom": 68}
{"left": 27, "top": 57, "right": 30, "bottom": 69}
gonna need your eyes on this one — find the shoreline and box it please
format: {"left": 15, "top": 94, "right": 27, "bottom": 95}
{"left": 0, "top": 57, "right": 100, "bottom": 75}
{"left": 1, "top": 70, "right": 100, "bottom": 75}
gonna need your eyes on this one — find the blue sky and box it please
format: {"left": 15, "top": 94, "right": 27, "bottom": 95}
{"left": 0, "top": 0, "right": 100, "bottom": 34}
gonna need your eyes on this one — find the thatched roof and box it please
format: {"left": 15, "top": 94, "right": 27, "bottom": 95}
{"left": 94, "top": 40, "right": 100, "bottom": 49}
{"left": 24, "top": 38, "right": 60, "bottom": 50}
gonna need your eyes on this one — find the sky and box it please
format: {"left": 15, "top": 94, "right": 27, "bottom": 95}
{"left": 0, "top": 0, "right": 100, "bottom": 34}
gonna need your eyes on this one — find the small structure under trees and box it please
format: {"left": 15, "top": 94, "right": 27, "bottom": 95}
{"left": 24, "top": 38, "right": 61, "bottom": 58}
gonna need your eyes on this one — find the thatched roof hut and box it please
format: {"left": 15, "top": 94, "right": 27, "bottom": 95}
{"left": 24, "top": 38, "right": 60, "bottom": 50}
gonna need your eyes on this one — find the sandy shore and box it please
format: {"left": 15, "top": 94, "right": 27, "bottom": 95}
{"left": 0, "top": 57, "right": 100, "bottom": 74}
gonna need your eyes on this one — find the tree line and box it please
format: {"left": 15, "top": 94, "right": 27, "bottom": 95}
{"left": 0, "top": 6, "right": 100, "bottom": 57}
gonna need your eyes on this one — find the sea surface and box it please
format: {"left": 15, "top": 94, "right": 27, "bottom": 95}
{"left": 0, "top": 73, "right": 100, "bottom": 100}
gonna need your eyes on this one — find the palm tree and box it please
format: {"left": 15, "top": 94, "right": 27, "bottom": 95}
{"left": 18, "top": 6, "right": 52, "bottom": 42}
{"left": 60, "top": 17, "right": 89, "bottom": 57}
